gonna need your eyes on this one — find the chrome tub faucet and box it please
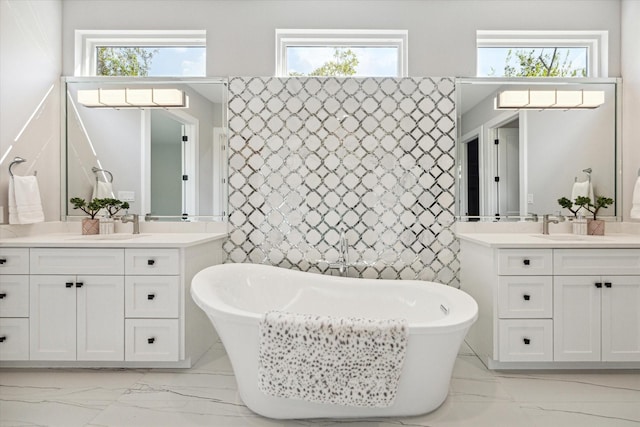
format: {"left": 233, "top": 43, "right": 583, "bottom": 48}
{"left": 328, "top": 228, "right": 350, "bottom": 276}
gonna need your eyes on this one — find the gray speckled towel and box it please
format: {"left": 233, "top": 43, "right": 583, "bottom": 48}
{"left": 257, "top": 311, "right": 408, "bottom": 407}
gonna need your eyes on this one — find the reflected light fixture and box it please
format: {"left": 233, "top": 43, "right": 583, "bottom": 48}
{"left": 77, "top": 88, "right": 187, "bottom": 108}
{"left": 495, "top": 89, "right": 605, "bottom": 110}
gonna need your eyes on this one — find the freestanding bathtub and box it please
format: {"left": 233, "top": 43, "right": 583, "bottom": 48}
{"left": 191, "top": 263, "right": 478, "bottom": 419}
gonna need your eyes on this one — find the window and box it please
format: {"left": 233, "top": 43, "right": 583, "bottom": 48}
{"left": 476, "top": 31, "right": 608, "bottom": 77}
{"left": 75, "top": 30, "right": 206, "bottom": 77}
{"left": 276, "top": 29, "right": 408, "bottom": 77}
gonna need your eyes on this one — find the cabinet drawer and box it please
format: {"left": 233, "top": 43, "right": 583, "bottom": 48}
{"left": 554, "top": 249, "right": 640, "bottom": 275}
{"left": 0, "top": 275, "right": 29, "bottom": 318}
{"left": 497, "top": 249, "right": 552, "bottom": 275}
{"left": 30, "top": 249, "right": 124, "bottom": 275}
{"left": 0, "top": 248, "right": 29, "bottom": 274}
{"left": 125, "top": 276, "right": 180, "bottom": 318}
{"left": 498, "top": 319, "right": 553, "bottom": 362}
{"left": 0, "top": 318, "right": 29, "bottom": 360}
{"left": 125, "top": 249, "right": 179, "bottom": 275}
{"left": 125, "top": 319, "right": 179, "bottom": 361}
{"left": 498, "top": 276, "right": 552, "bottom": 319}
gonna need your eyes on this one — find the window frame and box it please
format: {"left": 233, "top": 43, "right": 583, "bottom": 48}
{"left": 275, "top": 29, "right": 408, "bottom": 77}
{"left": 476, "top": 30, "right": 608, "bottom": 78}
{"left": 74, "top": 30, "right": 207, "bottom": 77}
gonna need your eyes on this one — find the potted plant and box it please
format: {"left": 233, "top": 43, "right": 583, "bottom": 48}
{"left": 557, "top": 197, "right": 581, "bottom": 218}
{"left": 574, "top": 195, "right": 614, "bottom": 235}
{"left": 101, "top": 198, "right": 130, "bottom": 218}
{"left": 70, "top": 197, "right": 106, "bottom": 235}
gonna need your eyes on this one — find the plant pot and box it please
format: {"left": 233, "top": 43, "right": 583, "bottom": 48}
{"left": 587, "top": 219, "right": 605, "bottom": 236}
{"left": 82, "top": 218, "right": 100, "bottom": 235}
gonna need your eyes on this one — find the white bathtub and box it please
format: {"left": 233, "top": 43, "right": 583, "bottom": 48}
{"left": 191, "top": 263, "right": 478, "bottom": 419}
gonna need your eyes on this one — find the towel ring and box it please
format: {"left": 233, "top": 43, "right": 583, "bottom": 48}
{"left": 92, "top": 167, "right": 113, "bottom": 183}
{"left": 9, "top": 157, "right": 26, "bottom": 177}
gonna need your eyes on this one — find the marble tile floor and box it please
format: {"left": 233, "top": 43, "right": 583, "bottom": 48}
{"left": 1, "top": 341, "right": 638, "bottom": 427}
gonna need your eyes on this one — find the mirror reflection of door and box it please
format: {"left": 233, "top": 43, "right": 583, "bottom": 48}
{"left": 150, "top": 110, "right": 198, "bottom": 218}
{"left": 465, "top": 137, "right": 480, "bottom": 220}
{"left": 493, "top": 119, "right": 520, "bottom": 217}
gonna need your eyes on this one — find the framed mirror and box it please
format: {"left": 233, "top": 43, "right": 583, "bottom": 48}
{"left": 62, "top": 77, "right": 228, "bottom": 221}
{"left": 456, "top": 78, "right": 621, "bottom": 221}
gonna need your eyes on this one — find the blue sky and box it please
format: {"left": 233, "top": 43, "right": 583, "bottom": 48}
{"left": 146, "top": 47, "right": 206, "bottom": 76}
{"left": 287, "top": 46, "right": 398, "bottom": 76}
{"left": 477, "top": 47, "right": 588, "bottom": 76}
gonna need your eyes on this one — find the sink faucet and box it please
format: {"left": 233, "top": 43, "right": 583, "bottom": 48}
{"left": 542, "top": 214, "right": 563, "bottom": 235}
{"left": 328, "top": 228, "right": 349, "bottom": 276}
{"left": 121, "top": 213, "right": 140, "bottom": 234}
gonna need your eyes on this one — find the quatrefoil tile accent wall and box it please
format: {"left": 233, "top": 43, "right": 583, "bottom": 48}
{"left": 224, "top": 77, "right": 458, "bottom": 285}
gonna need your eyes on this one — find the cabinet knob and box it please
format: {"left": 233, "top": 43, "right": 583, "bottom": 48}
{"left": 66, "top": 282, "right": 74, "bottom": 288}
{"left": 0, "top": 293, "right": 6, "bottom": 299}
{"left": 523, "top": 294, "right": 531, "bottom": 301}
{"left": 148, "top": 337, "right": 155, "bottom": 344}
{"left": 0, "top": 336, "right": 6, "bottom": 343}
{"left": 604, "top": 282, "right": 612, "bottom": 288}
{"left": 147, "top": 293, "right": 156, "bottom": 300}
{"left": 523, "top": 338, "right": 531, "bottom": 345}
{"left": 76, "top": 282, "right": 84, "bottom": 288}
{"left": 523, "top": 259, "right": 530, "bottom": 266}
{"left": 595, "top": 282, "right": 603, "bottom": 288}
{"left": 147, "top": 259, "right": 155, "bottom": 266}
{"left": 0, "top": 258, "right": 6, "bottom": 265}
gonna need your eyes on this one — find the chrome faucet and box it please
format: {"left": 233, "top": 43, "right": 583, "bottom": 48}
{"left": 328, "top": 228, "right": 350, "bottom": 276}
{"left": 542, "top": 214, "right": 563, "bottom": 235}
{"left": 121, "top": 213, "right": 140, "bottom": 234}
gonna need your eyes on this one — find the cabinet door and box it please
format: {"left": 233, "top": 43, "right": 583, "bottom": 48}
{"left": 601, "top": 276, "right": 640, "bottom": 362}
{"left": 30, "top": 275, "right": 76, "bottom": 360}
{"left": 554, "top": 275, "right": 601, "bottom": 362}
{"left": 76, "top": 275, "right": 125, "bottom": 361}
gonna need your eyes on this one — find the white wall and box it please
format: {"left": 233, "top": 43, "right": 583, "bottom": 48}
{"left": 622, "top": 0, "right": 640, "bottom": 221}
{"left": 0, "top": 0, "right": 61, "bottom": 223}
{"left": 61, "top": 0, "right": 622, "bottom": 78}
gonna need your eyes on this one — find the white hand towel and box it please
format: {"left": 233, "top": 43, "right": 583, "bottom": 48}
{"left": 630, "top": 177, "right": 640, "bottom": 219}
{"left": 92, "top": 180, "right": 114, "bottom": 199}
{"left": 571, "top": 180, "right": 594, "bottom": 216}
{"left": 8, "top": 175, "right": 45, "bottom": 224}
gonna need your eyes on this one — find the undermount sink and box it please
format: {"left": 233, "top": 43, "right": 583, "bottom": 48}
{"left": 67, "top": 234, "right": 148, "bottom": 241}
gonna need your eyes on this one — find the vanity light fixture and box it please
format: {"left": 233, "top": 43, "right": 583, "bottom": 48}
{"left": 77, "top": 88, "right": 187, "bottom": 108}
{"left": 495, "top": 89, "right": 605, "bottom": 110}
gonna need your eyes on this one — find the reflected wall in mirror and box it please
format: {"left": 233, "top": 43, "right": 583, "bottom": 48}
{"left": 63, "top": 78, "right": 228, "bottom": 221}
{"left": 456, "top": 78, "right": 620, "bottom": 221}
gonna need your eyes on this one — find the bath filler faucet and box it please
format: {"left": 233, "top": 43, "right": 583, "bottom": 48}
{"left": 328, "top": 228, "right": 350, "bottom": 277}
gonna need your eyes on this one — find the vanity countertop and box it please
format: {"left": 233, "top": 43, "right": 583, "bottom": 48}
{"left": 456, "top": 232, "right": 640, "bottom": 249}
{"left": 0, "top": 232, "right": 227, "bottom": 248}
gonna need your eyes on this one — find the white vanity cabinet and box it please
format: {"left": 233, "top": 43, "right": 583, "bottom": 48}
{"left": 0, "top": 233, "right": 224, "bottom": 368}
{"left": 459, "top": 235, "right": 640, "bottom": 369}
{"left": 0, "top": 248, "right": 30, "bottom": 361}
{"left": 553, "top": 249, "right": 640, "bottom": 362}
{"left": 29, "top": 248, "right": 125, "bottom": 361}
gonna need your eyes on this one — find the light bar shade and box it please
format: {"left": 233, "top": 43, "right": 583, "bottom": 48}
{"left": 77, "top": 88, "right": 186, "bottom": 108}
{"left": 496, "top": 89, "right": 605, "bottom": 109}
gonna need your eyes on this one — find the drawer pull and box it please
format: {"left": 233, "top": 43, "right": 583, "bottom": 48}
{"left": 148, "top": 337, "right": 155, "bottom": 344}
{"left": 0, "top": 258, "right": 6, "bottom": 265}
{"left": 604, "top": 282, "right": 612, "bottom": 288}
{"left": 0, "top": 336, "right": 5, "bottom": 343}
{"left": 595, "top": 282, "right": 603, "bottom": 288}
{"left": 523, "top": 259, "right": 530, "bottom": 266}
{"left": 76, "top": 282, "right": 84, "bottom": 288}
{"left": 523, "top": 294, "right": 531, "bottom": 301}
{"left": 65, "top": 282, "right": 74, "bottom": 288}
{"left": 147, "top": 259, "right": 155, "bottom": 266}
{"left": 0, "top": 293, "right": 6, "bottom": 299}
{"left": 147, "top": 293, "right": 156, "bottom": 300}
{"left": 523, "top": 338, "right": 531, "bottom": 345}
